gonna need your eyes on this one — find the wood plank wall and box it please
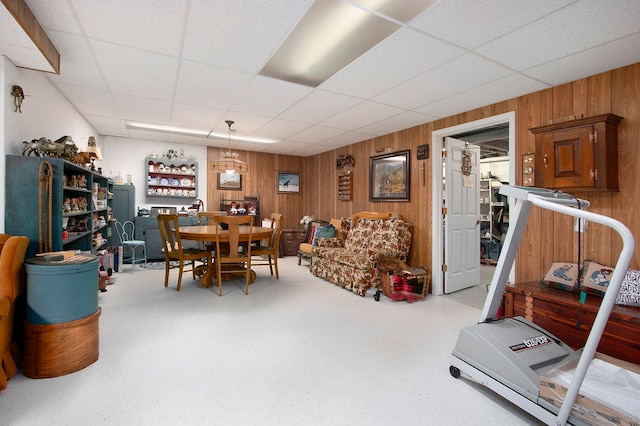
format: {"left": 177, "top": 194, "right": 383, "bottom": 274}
{"left": 206, "top": 62, "right": 640, "bottom": 283}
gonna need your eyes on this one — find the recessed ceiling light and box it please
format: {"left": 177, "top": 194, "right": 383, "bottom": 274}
{"left": 123, "top": 120, "right": 278, "bottom": 144}
{"left": 259, "top": 0, "right": 437, "bottom": 87}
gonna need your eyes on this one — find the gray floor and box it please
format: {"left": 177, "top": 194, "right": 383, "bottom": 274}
{"left": 1, "top": 258, "right": 542, "bottom": 425}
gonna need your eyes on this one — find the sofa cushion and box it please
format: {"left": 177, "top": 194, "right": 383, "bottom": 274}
{"left": 312, "top": 224, "right": 336, "bottom": 246}
{"left": 343, "top": 218, "right": 412, "bottom": 260}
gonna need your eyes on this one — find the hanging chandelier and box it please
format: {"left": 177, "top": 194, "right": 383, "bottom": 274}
{"left": 211, "top": 120, "right": 249, "bottom": 174}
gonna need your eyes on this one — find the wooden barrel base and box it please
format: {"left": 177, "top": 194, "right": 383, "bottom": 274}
{"left": 23, "top": 307, "right": 101, "bottom": 379}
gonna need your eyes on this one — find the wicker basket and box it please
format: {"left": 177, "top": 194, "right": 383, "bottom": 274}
{"left": 380, "top": 267, "right": 430, "bottom": 302}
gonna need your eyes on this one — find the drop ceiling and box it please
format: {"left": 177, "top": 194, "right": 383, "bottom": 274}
{"left": 2, "top": 0, "right": 640, "bottom": 156}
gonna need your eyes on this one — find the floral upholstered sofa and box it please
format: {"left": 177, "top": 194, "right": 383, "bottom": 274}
{"left": 310, "top": 213, "right": 413, "bottom": 296}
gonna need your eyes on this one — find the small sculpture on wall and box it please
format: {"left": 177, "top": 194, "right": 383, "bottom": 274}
{"left": 11, "top": 85, "right": 25, "bottom": 112}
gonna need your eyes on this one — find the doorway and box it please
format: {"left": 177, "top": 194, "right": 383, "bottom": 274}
{"left": 431, "top": 112, "right": 516, "bottom": 296}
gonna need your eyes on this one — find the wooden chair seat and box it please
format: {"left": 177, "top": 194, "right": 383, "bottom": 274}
{"left": 157, "top": 214, "right": 212, "bottom": 291}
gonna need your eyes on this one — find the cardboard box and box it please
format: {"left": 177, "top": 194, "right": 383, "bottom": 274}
{"left": 539, "top": 353, "right": 640, "bottom": 426}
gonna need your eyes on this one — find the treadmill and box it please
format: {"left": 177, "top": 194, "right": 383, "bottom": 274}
{"left": 450, "top": 186, "right": 636, "bottom": 426}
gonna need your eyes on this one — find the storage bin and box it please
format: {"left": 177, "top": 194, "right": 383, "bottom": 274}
{"left": 25, "top": 255, "right": 98, "bottom": 324}
{"left": 380, "top": 267, "right": 430, "bottom": 302}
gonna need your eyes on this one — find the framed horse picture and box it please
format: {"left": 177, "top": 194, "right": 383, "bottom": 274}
{"left": 277, "top": 171, "right": 300, "bottom": 194}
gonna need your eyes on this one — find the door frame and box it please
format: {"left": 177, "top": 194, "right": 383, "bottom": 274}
{"left": 431, "top": 111, "right": 516, "bottom": 296}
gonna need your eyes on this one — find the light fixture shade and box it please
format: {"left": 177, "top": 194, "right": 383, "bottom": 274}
{"left": 85, "top": 145, "right": 102, "bottom": 160}
{"left": 212, "top": 120, "right": 249, "bottom": 174}
{"left": 211, "top": 152, "right": 249, "bottom": 174}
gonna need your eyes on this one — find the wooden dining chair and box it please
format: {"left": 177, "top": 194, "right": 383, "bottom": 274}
{"left": 197, "top": 211, "right": 227, "bottom": 225}
{"left": 156, "top": 213, "right": 212, "bottom": 291}
{"left": 251, "top": 213, "right": 283, "bottom": 279}
{"left": 197, "top": 211, "right": 227, "bottom": 251}
{"left": 213, "top": 215, "right": 254, "bottom": 296}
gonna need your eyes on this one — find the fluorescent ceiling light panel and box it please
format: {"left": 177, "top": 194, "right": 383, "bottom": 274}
{"left": 259, "top": 0, "right": 435, "bottom": 87}
{"left": 124, "top": 120, "right": 278, "bottom": 144}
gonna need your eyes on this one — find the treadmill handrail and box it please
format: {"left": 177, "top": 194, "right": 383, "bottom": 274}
{"left": 485, "top": 186, "right": 635, "bottom": 426}
{"left": 527, "top": 193, "right": 635, "bottom": 426}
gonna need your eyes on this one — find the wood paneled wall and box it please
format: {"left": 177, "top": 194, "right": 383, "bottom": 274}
{"left": 206, "top": 62, "right": 640, "bottom": 284}
{"left": 205, "top": 149, "right": 306, "bottom": 230}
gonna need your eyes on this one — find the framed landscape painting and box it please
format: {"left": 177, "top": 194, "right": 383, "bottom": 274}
{"left": 369, "top": 150, "right": 410, "bottom": 202}
{"left": 217, "top": 172, "right": 242, "bottom": 190}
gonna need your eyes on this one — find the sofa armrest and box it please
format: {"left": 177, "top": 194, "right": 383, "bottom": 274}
{"left": 0, "top": 296, "right": 10, "bottom": 316}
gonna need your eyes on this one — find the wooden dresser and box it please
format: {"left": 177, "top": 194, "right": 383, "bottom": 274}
{"left": 504, "top": 281, "right": 640, "bottom": 365}
{"left": 280, "top": 229, "right": 307, "bottom": 256}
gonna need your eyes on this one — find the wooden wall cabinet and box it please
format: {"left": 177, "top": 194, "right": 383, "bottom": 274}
{"left": 504, "top": 282, "right": 640, "bottom": 364}
{"left": 529, "top": 114, "right": 623, "bottom": 191}
{"left": 146, "top": 157, "right": 197, "bottom": 198}
{"left": 337, "top": 171, "right": 352, "bottom": 201}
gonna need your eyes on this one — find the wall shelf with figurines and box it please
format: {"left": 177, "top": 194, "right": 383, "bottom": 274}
{"left": 145, "top": 155, "right": 198, "bottom": 198}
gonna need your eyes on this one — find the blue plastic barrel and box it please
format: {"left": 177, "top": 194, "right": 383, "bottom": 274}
{"left": 25, "top": 255, "right": 98, "bottom": 324}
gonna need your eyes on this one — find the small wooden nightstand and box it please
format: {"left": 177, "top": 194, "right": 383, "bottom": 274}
{"left": 280, "top": 229, "right": 307, "bottom": 256}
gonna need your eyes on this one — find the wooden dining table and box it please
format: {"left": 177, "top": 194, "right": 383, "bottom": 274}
{"left": 178, "top": 225, "right": 274, "bottom": 287}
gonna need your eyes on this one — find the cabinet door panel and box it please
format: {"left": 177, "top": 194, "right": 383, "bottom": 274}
{"left": 541, "top": 127, "right": 593, "bottom": 188}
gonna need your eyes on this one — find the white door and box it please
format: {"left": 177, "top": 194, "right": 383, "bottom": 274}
{"left": 444, "top": 137, "right": 481, "bottom": 293}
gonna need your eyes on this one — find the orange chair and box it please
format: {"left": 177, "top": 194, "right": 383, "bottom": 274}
{"left": 0, "top": 234, "right": 29, "bottom": 390}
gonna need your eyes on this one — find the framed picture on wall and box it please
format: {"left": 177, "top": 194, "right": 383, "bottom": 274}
{"left": 369, "top": 150, "right": 410, "bottom": 202}
{"left": 277, "top": 171, "right": 300, "bottom": 194}
{"left": 217, "top": 173, "right": 242, "bottom": 190}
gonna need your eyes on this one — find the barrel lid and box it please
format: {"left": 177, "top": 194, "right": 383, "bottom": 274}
{"left": 26, "top": 253, "right": 97, "bottom": 266}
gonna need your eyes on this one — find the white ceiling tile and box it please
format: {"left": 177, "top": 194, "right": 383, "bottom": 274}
{"left": 279, "top": 90, "right": 362, "bottom": 124}
{"left": 410, "top": 0, "right": 574, "bottom": 49}
{"left": 113, "top": 94, "right": 173, "bottom": 124}
{"left": 417, "top": 73, "right": 549, "bottom": 118}
{"left": 289, "top": 125, "right": 346, "bottom": 144}
{"left": 91, "top": 40, "right": 178, "bottom": 100}
{"left": 175, "top": 60, "right": 253, "bottom": 109}
{"left": 320, "top": 131, "right": 377, "bottom": 148}
{"left": 25, "top": 0, "right": 83, "bottom": 35}
{"left": 476, "top": 0, "right": 640, "bottom": 71}
{"left": 524, "top": 32, "right": 640, "bottom": 86}
{"left": 321, "top": 28, "right": 464, "bottom": 99}
{"left": 357, "top": 111, "right": 438, "bottom": 136}
{"left": 231, "top": 75, "right": 312, "bottom": 118}
{"left": 182, "top": 0, "right": 314, "bottom": 72}
{"left": 254, "top": 119, "right": 311, "bottom": 141}
{"left": 53, "top": 84, "right": 119, "bottom": 117}
{"left": 321, "top": 101, "right": 405, "bottom": 131}
{"left": 85, "top": 115, "right": 128, "bottom": 136}
{"left": 46, "top": 31, "right": 107, "bottom": 90}
{"left": 170, "top": 104, "right": 226, "bottom": 130}
{"left": 373, "top": 54, "right": 512, "bottom": 110}
{"left": 70, "top": 0, "right": 186, "bottom": 56}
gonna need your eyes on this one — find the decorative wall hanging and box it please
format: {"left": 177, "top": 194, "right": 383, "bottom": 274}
{"left": 336, "top": 154, "right": 355, "bottom": 169}
{"left": 369, "top": 150, "right": 410, "bottom": 202}
{"left": 12, "top": 85, "right": 25, "bottom": 112}
{"left": 461, "top": 145, "right": 472, "bottom": 176}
